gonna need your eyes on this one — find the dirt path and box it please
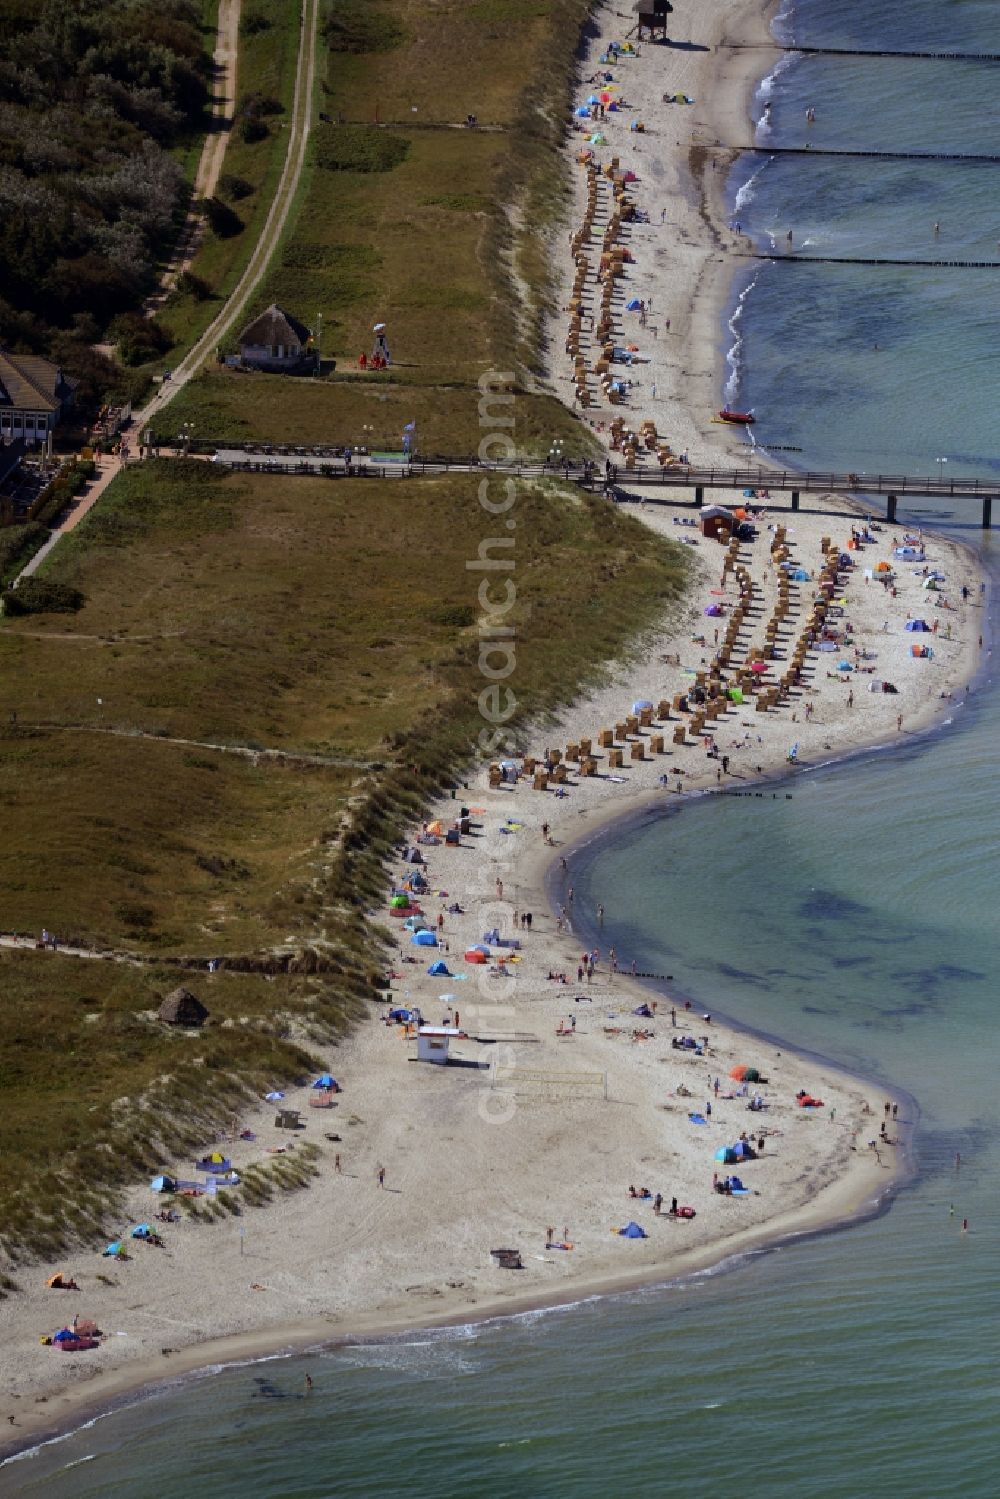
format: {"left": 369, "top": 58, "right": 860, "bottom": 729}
{"left": 145, "top": 0, "right": 243, "bottom": 315}
{"left": 136, "top": 0, "right": 320, "bottom": 437}
{"left": 197, "top": 0, "right": 242, "bottom": 203}
{"left": 12, "top": 0, "right": 319, "bottom": 589}
{"left": 19, "top": 721, "right": 383, "bottom": 772}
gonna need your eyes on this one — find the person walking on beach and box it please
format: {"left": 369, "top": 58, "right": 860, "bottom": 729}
{"left": 377, "top": 1164, "right": 386, "bottom": 1188}
{"left": 597, "top": 903, "right": 604, "bottom": 926}
{"left": 335, "top": 1153, "right": 341, "bottom": 1173}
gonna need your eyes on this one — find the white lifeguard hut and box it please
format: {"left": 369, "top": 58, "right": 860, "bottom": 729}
{"left": 416, "top": 1025, "right": 463, "bottom": 1065}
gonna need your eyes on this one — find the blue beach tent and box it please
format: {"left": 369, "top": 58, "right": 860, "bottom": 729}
{"left": 150, "top": 1174, "right": 175, "bottom": 1193}
{"left": 619, "top": 1221, "right": 647, "bottom": 1239}
{"left": 427, "top": 960, "right": 450, "bottom": 976}
{"left": 904, "top": 619, "right": 931, "bottom": 632}
{"left": 412, "top": 930, "right": 438, "bottom": 947}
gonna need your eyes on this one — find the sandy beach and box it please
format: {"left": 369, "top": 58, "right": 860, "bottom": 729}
{"left": 1, "top": 0, "right": 990, "bottom": 1465}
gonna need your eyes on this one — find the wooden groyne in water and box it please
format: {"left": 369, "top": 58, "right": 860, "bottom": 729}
{"left": 741, "top": 254, "right": 999, "bottom": 269}
{"left": 726, "top": 44, "right": 1000, "bottom": 64}
{"left": 786, "top": 46, "right": 1000, "bottom": 64}
{"left": 730, "top": 146, "right": 1000, "bottom": 165}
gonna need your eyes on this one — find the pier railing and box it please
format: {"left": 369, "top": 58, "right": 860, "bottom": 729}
{"left": 162, "top": 443, "right": 1000, "bottom": 525}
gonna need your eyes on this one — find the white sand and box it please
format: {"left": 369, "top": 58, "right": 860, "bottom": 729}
{"left": 1, "top": 0, "right": 989, "bottom": 1459}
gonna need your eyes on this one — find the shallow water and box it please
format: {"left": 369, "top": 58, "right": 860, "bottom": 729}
{"left": 726, "top": 1, "right": 1000, "bottom": 482}
{"left": 5, "top": 1, "right": 1000, "bottom": 1493}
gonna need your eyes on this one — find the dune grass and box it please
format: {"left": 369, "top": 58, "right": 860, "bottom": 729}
{"left": 150, "top": 0, "right": 595, "bottom": 451}
{"left": 0, "top": 455, "right": 689, "bottom": 1258}
{"left": 0, "top": 1, "right": 704, "bottom": 1263}
{"left": 0, "top": 952, "right": 355, "bottom": 1263}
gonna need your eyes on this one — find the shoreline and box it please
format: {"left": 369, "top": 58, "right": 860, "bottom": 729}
{"left": 1, "top": 1146, "right": 908, "bottom": 1473}
{"left": 1, "top": 1, "right": 990, "bottom": 1468}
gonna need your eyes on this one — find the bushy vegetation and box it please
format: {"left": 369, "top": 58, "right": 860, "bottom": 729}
{"left": 314, "top": 126, "right": 410, "bottom": 174}
{"left": 325, "top": 0, "right": 404, "bottom": 54}
{"left": 0, "top": 521, "right": 48, "bottom": 584}
{"left": 0, "top": 0, "right": 211, "bottom": 389}
{"left": 27, "top": 457, "right": 96, "bottom": 528}
{"left": 3, "top": 578, "right": 85, "bottom": 616}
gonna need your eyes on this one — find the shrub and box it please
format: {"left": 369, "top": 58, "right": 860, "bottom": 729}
{"left": 315, "top": 128, "right": 410, "bottom": 174}
{"left": 178, "top": 270, "right": 212, "bottom": 300}
{"left": 0, "top": 521, "right": 47, "bottom": 580}
{"left": 240, "top": 8, "right": 272, "bottom": 36}
{"left": 115, "top": 902, "right": 155, "bottom": 930}
{"left": 203, "top": 197, "right": 244, "bottom": 239}
{"left": 3, "top": 579, "right": 85, "bottom": 615}
{"left": 219, "top": 174, "right": 254, "bottom": 201}
{"left": 109, "top": 312, "right": 172, "bottom": 367}
{"left": 430, "top": 604, "right": 476, "bottom": 628}
{"left": 239, "top": 116, "right": 268, "bottom": 144}
{"left": 326, "top": 0, "right": 403, "bottom": 53}
{"left": 239, "top": 91, "right": 284, "bottom": 118}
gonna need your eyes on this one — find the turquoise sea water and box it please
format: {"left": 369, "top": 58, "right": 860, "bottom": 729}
{"left": 5, "top": 3, "right": 1000, "bottom": 1493}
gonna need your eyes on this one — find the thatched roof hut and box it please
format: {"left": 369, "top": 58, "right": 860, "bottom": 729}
{"left": 158, "top": 987, "right": 209, "bottom": 1027}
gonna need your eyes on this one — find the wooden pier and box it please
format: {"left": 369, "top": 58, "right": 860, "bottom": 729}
{"left": 201, "top": 445, "right": 1000, "bottom": 529}
{"left": 582, "top": 464, "right": 998, "bottom": 529}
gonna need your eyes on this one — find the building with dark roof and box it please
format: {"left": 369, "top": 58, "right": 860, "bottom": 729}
{"left": 237, "top": 304, "right": 313, "bottom": 371}
{"left": 0, "top": 351, "right": 76, "bottom": 444}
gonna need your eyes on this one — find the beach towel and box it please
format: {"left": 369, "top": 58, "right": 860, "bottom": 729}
{"left": 688, "top": 1113, "right": 708, "bottom": 1125}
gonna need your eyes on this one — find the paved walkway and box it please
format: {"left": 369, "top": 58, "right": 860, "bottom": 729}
{"left": 19, "top": 456, "right": 123, "bottom": 579}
